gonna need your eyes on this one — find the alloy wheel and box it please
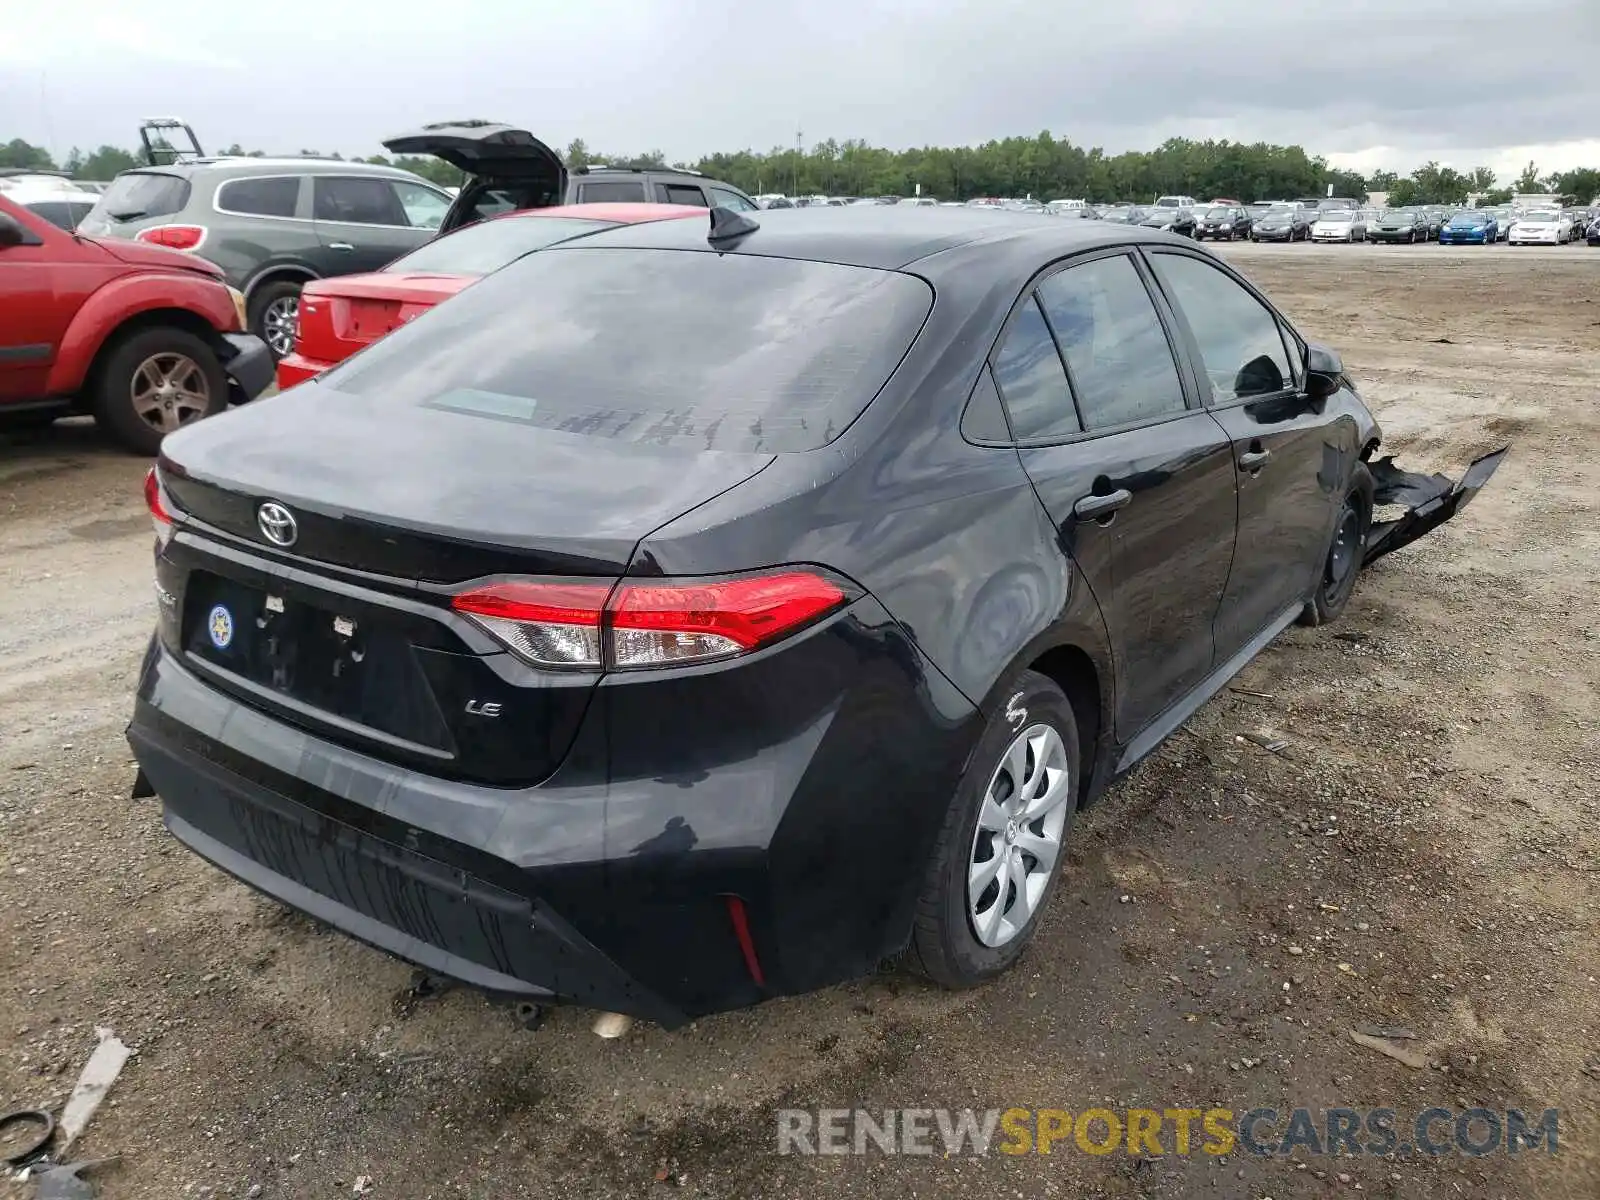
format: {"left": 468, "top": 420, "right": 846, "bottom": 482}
{"left": 262, "top": 296, "right": 299, "bottom": 357}
{"left": 130, "top": 352, "right": 211, "bottom": 434}
{"left": 968, "top": 723, "right": 1072, "bottom": 948}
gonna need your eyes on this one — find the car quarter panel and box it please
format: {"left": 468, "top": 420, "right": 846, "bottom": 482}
{"left": 626, "top": 237, "right": 1120, "bottom": 727}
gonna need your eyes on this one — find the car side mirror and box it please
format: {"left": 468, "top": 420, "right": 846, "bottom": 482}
{"left": 0, "top": 212, "right": 27, "bottom": 249}
{"left": 1304, "top": 344, "right": 1344, "bottom": 399}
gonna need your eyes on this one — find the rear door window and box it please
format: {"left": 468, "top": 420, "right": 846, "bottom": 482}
{"left": 391, "top": 181, "right": 450, "bottom": 229}
{"left": 657, "top": 183, "right": 708, "bottom": 206}
{"left": 22, "top": 199, "right": 96, "bottom": 230}
{"left": 324, "top": 247, "right": 933, "bottom": 453}
{"left": 576, "top": 179, "right": 648, "bottom": 203}
{"left": 215, "top": 176, "right": 301, "bottom": 218}
{"left": 1035, "top": 254, "right": 1187, "bottom": 430}
{"left": 86, "top": 172, "right": 190, "bottom": 223}
{"left": 313, "top": 176, "right": 408, "bottom": 226}
{"left": 991, "top": 296, "right": 1078, "bottom": 441}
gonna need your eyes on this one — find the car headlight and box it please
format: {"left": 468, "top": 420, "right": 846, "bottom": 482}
{"left": 227, "top": 286, "right": 248, "bottom": 332}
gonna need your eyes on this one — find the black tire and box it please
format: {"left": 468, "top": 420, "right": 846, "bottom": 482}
{"left": 909, "top": 670, "right": 1082, "bottom": 988}
{"left": 248, "top": 279, "right": 305, "bottom": 360}
{"left": 1299, "top": 465, "right": 1373, "bottom": 627}
{"left": 92, "top": 326, "right": 227, "bottom": 456}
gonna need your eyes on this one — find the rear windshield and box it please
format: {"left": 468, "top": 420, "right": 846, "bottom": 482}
{"left": 386, "top": 216, "right": 617, "bottom": 277}
{"left": 325, "top": 247, "right": 933, "bottom": 453}
{"left": 88, "top": 172, "right": 191, "bottom": 222}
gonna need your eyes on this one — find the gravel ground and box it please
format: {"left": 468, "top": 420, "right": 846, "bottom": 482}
{"left": 1, "top": 243, "right": 1596, "bottom": 1199}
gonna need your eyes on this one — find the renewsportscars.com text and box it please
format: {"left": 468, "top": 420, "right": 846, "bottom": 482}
{"left": 776, "top": 1106, "right": 1561, "bottom": 1157}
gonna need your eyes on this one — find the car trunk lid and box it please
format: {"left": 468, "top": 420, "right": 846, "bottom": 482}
{"left": 154, "top": 385, "right": 773, "bottom": 785}
{"left": 296, "top": 273, "right": 474, "bottom": 366}
{"left": 382, "top": 121, "right": 566, "bottom": 192}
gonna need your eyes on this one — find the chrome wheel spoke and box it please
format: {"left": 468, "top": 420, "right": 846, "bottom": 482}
{"left": 1005, "top": 851, "right": 1033, "bottom": 926}
{"left": 976, "top": 794, "right": 1008, "bottom": 833}
{"left": 1019, "top": 762, "right": 1070, "bottom": 822}
{"left": 1014, "top": 829, "right": 1058, "bottom": 875}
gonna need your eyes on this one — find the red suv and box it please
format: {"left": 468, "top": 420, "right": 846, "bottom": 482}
{"left": 0, "top": 193, "right": 271, "bottom": 454}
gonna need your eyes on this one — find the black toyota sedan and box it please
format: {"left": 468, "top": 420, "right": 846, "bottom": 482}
{"left": 1368, "top": 208, "right": 1432, "bottom": 243}
{"left": 1250, "top": 206, "right": 1310, "bottom": 242}
{"left": 1195, "top": 205, "right": 1252, "bottom": 241}
{"left": 1139, "top": 207, "right": 1198, "bottom": 237}
{"left": 130, "top": 208, "right": 1504, "bottom": 1027}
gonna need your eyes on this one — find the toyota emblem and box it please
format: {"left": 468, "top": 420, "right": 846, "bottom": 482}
{"left": 257, "top": 501, "right": 298, "bottom": 547}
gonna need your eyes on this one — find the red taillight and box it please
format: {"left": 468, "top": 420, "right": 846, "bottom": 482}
{"left": 450, "top": 570, "right": 847, "bottom": 671}
{"left": 144, "top": 466, "right": 177, "bottom": 546}
{"left": 610, "top": 573, "right": 845, "bottom": 667}
{"left": 451, "top": 581, "right": 610, "bottom": 669}
{"left": 135, "top": 224, "right": 207, "bottom": 251}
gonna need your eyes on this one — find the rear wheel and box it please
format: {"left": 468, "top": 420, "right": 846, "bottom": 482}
{"left": 248, "top": 280, "right": 305, "bottom": 360}
{"left": 910, "top": 671, "right": 1081, "bottom": 987}
{"left": 1299, "top": 466, "right": 1373, "bottom": 627}
{"left": 92, "top": 326, "right": 226, "bottom": 455}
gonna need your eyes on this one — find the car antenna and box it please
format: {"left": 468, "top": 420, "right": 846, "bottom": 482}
{"left": 707, "top": 206, "right": 760, "bottom": 247}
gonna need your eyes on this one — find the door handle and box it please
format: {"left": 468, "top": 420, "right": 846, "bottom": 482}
{"left": 1238, "top": 448, "right": 1271, "bottom": 472}
{"left": 329, "top": 242, "right": 355, "bottom": 251}
{"left": 1073, "top": 488, "right": 1132, "bottom": 520}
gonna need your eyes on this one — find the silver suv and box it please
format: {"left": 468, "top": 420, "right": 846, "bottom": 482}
{"left": 79, "top": 158, "right": 452, "bottom": 356}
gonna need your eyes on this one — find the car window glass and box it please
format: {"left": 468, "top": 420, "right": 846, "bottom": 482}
{"left": 313, "top": 176, "right": 407, "bottom": 225}
{"left": 658, "top": 183, "right": 708, "bottom": 207}
{"left": 387, "top": 216, "right": 614, "bottom": 276}
{"left": 961, "top": 366, "right": 1013, "bottom": 442}
{"left": 1035, "top": 255, "right": 1187, "bottom": 430}
{"left": 22, "top": 200, "right": 95, "bottom": 230}
{"left": 578, "top": 180, "right": 648, "bottom": 203}
{"left": 991, "top": 296, "right": 1078, "bottom": 440}
{"left": 216, "top": 176, "right": 300, "bottom": 217}
{"left": 391, "top": 181, "right": 450, "bottom": 229}
{"left": 709, "top": 187, "right": 758, "bottom": 212}
{"left": 85, "top": 172, "right": 190, "bottom": 223}
{"left": 324, "top": 249, "right": 934, "bottom": 454}
{"left": 1148, "top": 253, "right": 1293, "bottom": 403}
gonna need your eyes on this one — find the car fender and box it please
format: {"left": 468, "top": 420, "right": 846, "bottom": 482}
{"left": 243, "top": 260, "right": 320, "bottom": 305}
{"left": 45, "top": 270, "right": 237, "bottom": 395}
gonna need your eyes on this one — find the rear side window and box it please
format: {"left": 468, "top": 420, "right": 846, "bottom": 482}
{"left": 87, "top": 172, "right": 190, "bottom": 223}
{"left": 578, "top": 180, "right": 648, "bottom": 203}
{"left": 1035, "top": 255, "right": 1186, "bottom": 430}
{"left": 215, "top": 176, "right": 300, "bottom": 218}
{"left": 324, "top": 248, "right": 933, "bottom": 453}
{"left": 658, "top": 183, "right": 708, "bottom": 206}
{"left": 991, "top": 296, "right": 1078, "bottom": 441}
{"left": 313, "top": 176, "right": 407, "bottom": 225}
{"left": 1147, "top": 253, "right": 1294, "bottom": 402}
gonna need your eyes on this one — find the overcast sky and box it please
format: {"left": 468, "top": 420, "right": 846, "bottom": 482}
{"left": 3, "top": 0, "right": 1597, "bottom": 183}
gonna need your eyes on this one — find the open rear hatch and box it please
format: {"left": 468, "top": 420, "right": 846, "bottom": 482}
{"left": 1363, "top": 446, "right": 1508, "bottom": 565}
{"left": 154, "top": 383, "right": 774, "bottom": 785}
{"left": 382, "top": 120, "right": 567, "bottom": 234}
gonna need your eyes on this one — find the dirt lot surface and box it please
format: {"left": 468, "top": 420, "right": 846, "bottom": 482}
{"left": 2, "top": 243, "right": 1596, "bottom": 1199}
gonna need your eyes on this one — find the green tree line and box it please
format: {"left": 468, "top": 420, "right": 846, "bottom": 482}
{"left": 5, "top": 133, "right": 1598, "bottom": 207}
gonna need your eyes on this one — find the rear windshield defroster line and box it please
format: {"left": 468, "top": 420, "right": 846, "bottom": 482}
{"left": 321, "top": 247, "right": 935, "bottom": 454}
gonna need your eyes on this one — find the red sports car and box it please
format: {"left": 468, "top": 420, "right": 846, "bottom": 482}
{"left": 276, "top": 203, "right": 699, "bottom": 389}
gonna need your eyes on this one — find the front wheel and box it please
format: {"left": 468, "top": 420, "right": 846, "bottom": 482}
{"left": 1299, "top": 466, "right": 1373, "bottom": 627}
{"left": 910, "top": 670, "right": 1081, "bottom": 988}
{"left": 92, "top": 326, "right": 227, "bottom": 455}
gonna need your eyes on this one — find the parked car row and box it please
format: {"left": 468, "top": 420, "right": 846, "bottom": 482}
{"left": 72, "top": 119, "right": 760, "bottom": 358}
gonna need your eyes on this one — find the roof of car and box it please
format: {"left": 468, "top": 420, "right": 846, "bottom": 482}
{"left": 500, "top": 202, "right": 702, "bottom": 224}
{"left": 560, "top": 205, "right": 1164, "bottom": 271}
{"left": 134, "top": 157, "right": 430, "bottom": 180}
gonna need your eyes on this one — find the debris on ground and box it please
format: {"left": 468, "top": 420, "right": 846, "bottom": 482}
{"left": 0, "top": 1108, "right": 55, "bottom": 1167}
{"left": 30, "top": 1158, "right": 117, "bottom": 1200}
{"left": 57, "top": 1029, "right": 132, "bottom": 1155}
{"left": 1349, "top": 1029, "right": 1429, "bottom": 1070}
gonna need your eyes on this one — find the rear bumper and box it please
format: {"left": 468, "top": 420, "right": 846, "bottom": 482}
{"left": 127, "top": 595, "right": 981, "bottom": 1022}
{"left": 275, "top": 352, "right": 328, "bottom": 391}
